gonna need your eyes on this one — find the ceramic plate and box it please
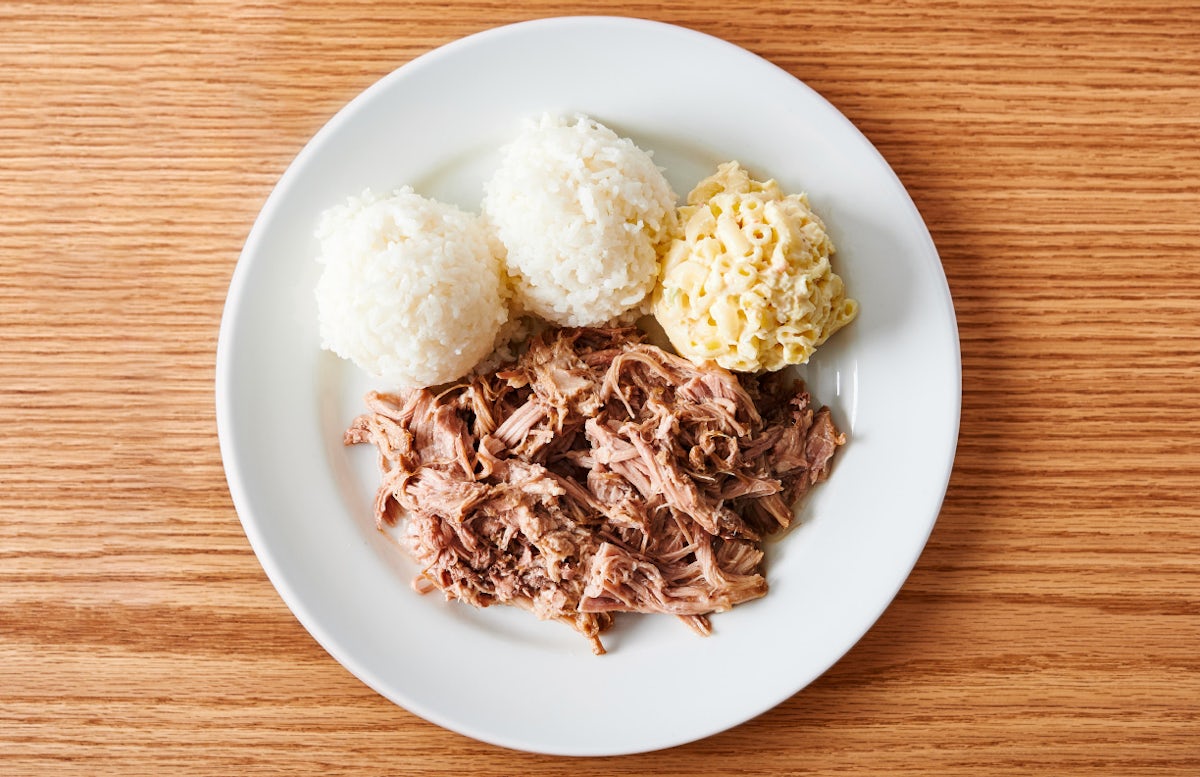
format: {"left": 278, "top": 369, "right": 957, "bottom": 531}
{"left": 216, "top": 16, "right": 960, "bottom": 756}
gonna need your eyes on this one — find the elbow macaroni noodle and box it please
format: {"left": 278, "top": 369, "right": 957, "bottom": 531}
{"left": 652, "top": 162, "right": 858, "bottom": 372}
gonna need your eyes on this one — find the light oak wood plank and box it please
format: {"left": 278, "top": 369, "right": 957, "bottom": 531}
{"left": 2, "top": 0, "right": 1197, "bottom": 774}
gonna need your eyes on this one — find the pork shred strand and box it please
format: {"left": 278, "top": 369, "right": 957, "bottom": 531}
{"left": 345, "top": 326, "right": 845, "bottom": 654}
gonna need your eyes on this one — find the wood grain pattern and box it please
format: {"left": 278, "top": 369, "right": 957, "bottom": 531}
{"left": 2, "top": 0, "right": 1198, "bottom": 774}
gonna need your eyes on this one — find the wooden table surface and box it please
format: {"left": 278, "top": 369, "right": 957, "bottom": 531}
{"left": 3, "top": 1, "right": 1198, "bottom": 774}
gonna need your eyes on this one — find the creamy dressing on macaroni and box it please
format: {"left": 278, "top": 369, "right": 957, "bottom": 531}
{"left": 652, "top": 162, "right": 857, "bottom": 372}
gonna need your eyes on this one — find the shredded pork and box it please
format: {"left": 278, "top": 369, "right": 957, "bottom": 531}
{"left": 345, "top": 327, "right": 845, "bottom": 654}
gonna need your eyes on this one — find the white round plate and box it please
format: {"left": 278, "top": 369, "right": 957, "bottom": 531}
{"left": 216, "top": 16, "right": 960, "bottom": 756}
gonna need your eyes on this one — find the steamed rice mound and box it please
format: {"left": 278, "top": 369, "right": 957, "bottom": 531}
{"left": 482, "top": 114, "right": 677, "bottom": 327}
{"left": 315, "top": 187, "right": 507, "bottom": 388}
